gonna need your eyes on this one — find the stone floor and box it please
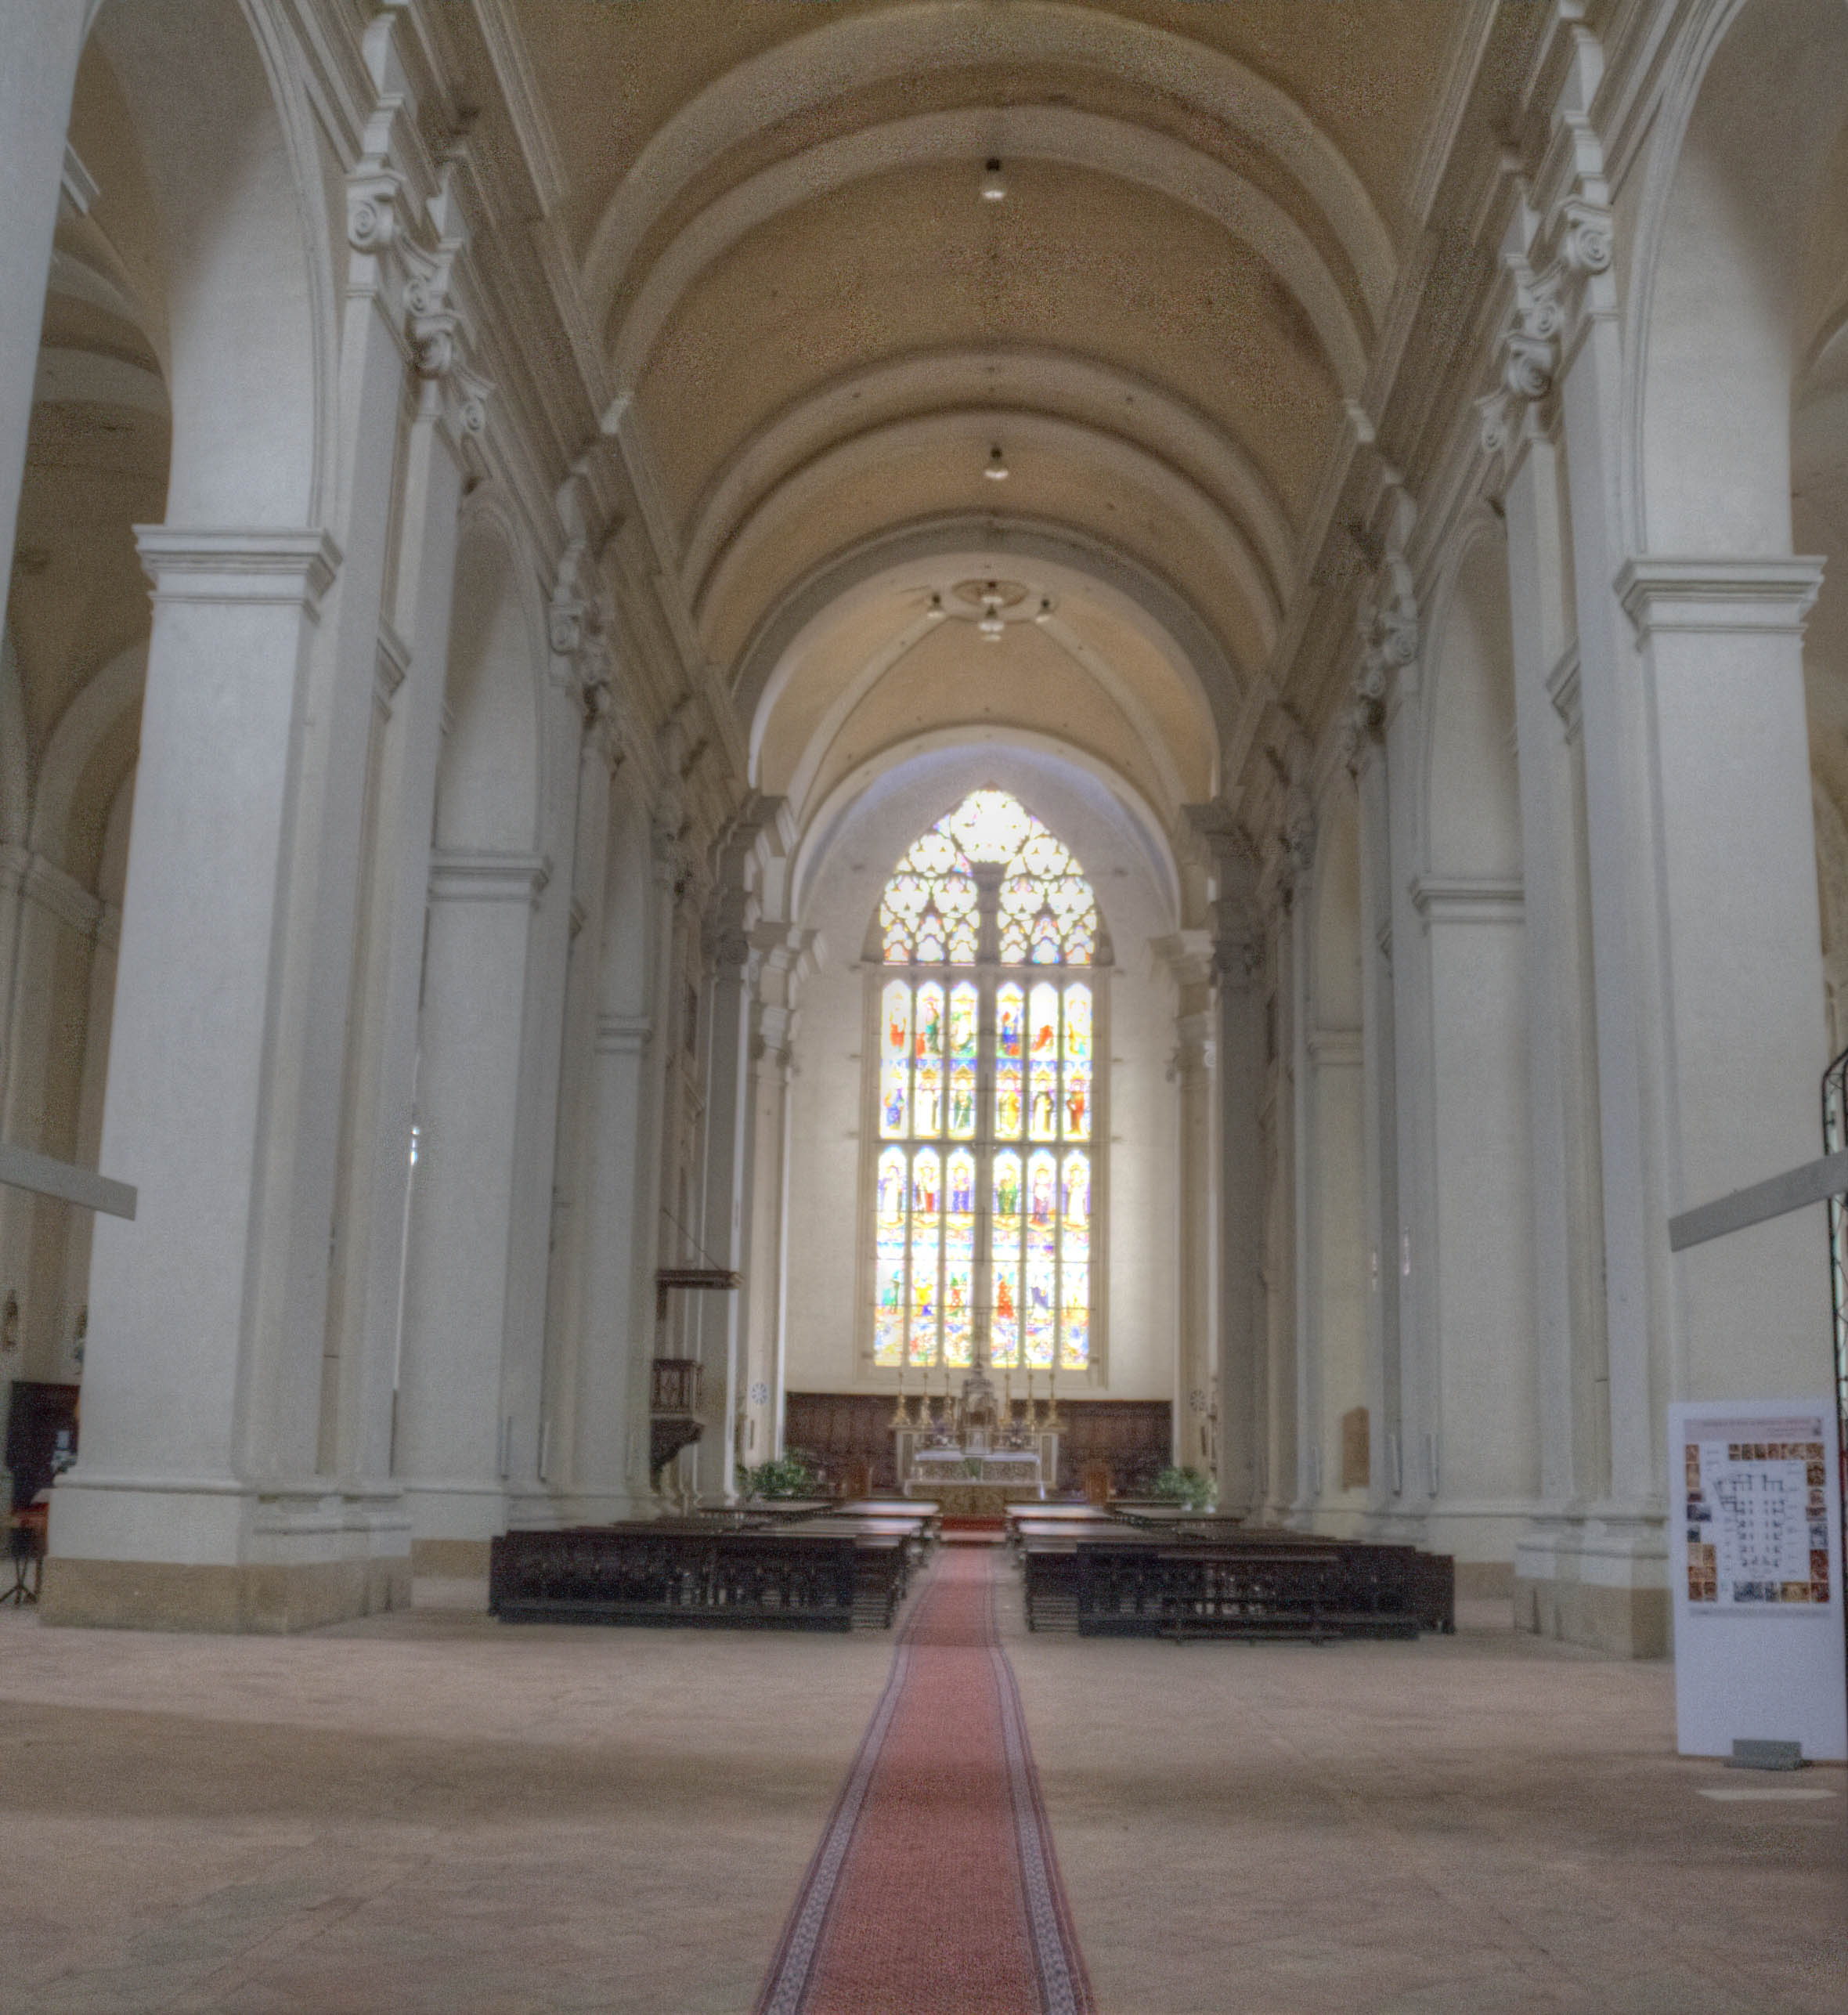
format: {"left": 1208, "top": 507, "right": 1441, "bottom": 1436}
{"left": 0, "top": 1573, "right": 1841, "bottom": 2014}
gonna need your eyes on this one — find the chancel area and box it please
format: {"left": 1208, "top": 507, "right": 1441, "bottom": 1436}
{"left": 1, "top": 2, "right": 1846, "bottom": 2010}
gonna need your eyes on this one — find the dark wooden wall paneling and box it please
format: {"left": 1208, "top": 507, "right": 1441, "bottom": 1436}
{"left": 783, "top": 1392, "right": 1172, "bottom": 1496}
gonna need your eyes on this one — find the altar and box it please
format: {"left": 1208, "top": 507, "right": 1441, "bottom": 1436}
{"left": 892, "top": 1367, "right": 1060, "bottom": 1517}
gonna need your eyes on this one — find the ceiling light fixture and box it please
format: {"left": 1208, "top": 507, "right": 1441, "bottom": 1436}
{"left": 978, "top": 585, "right": 1007, "bottom": 643}
{"left": 984, "top": 444, "right": 1010, "bottom": 482}
{"left": 981, "top": 157, "right": 1006, "bottom": 202}
{"left": 925, "top": 593, "right": 947, "bottom": 623}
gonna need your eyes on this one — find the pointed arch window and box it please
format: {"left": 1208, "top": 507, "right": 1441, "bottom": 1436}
{"left": 867, "top": 790, "right": 1105, "bottom": 1377}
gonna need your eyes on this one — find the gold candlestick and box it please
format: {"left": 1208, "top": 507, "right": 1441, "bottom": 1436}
{"left": 890, "top": 1363, "right": 908, "bottom": 1429}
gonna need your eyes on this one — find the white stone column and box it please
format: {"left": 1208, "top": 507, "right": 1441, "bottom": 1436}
{"left": 336, "top": 358, "right": 471, "bottom": 1493}
{"left": 564, "top": 748, "right": 680, "bottom": 1528}
{"left": 45, "top": 530, "right": 356, "bottom": 1628}
{"left": 1350, "top": 729, "right": 1403, "bottom": 1520}
{"left": 1486, "top": 360, "right": 1615, "bottom": 1625}
{"left": 499, "top": 673, "right": 590, "bottom": 1526}
{"left": 1194, "top": 818, "right": 1265, "bottom": 1517}
{"left": 1616, "top": 558, "right": 1829, "bottom": 1388}
{"left": 1157, "top": 933, "right": 1215, "bottom": 1473}
{"left": 0, "top": 0, "right": 88, "bottom": 629}
{"left": 394, "top": 848, "right": 547, "bottom": 1567}
{"left": 540, "top": 683, "right": 618, "bottom": 1512}
{"left": 743, "top": 923, "right": 815, "bottom": 1469}
{"left": 1282, "top": 829, "right": 1321, "bottom": 1527}
{"left": 1492, "top": 409, "right": 1582, "bottom": 1515}
{"left": 1551, "top": 233, "right": 1666, "bottom": 1627}
{"left": 1381, "top": 655, "right": 1438, "bottom": 1537}
{"left": 594, "top": 809, "right": 681, "bottom": 1505}
{"left": 1264, "top": 874, "right": 1299, "bottom": 1523}
{"left": 690, "top": 919, "right": 760, "bottom": 1502}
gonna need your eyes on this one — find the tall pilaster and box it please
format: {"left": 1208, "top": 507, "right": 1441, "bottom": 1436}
{"left": 745, "top": 922, "right": 816, "bottom": 1468}
{"left": 1482, "top": 252, "right": 1615, "bottom": 1615}
{"left": 316, "top": 95, "right": 493, "bottom": 1506}
{"left": 45, "top": 530, "right": 360, "bottom": 1629}
{"left": 395, "top": 847, "right": 549, "bottom": 1566}
{"left": 1193, "top": 814, "right": 1265, "bottom": 1517}
{"left": 1351, "top": 724, "right": 1404, "bottom": 1521}
{"left": 336, "top": 280, "right": 480, "bottom": 1497}
{"left": 690, "top": 805, "right": 772, "bottom": 1500}
{"left": 1157, "top": 933, "right": 1215, "bottom": 1474}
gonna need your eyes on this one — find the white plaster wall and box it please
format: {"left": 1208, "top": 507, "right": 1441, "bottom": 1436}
{"left": 782, "top": 743, "right": 1180, "bottom": 1398}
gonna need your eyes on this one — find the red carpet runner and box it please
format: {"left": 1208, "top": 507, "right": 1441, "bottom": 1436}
{"left": 754, "top": 1546, "right": 1094, "bottom": 2015}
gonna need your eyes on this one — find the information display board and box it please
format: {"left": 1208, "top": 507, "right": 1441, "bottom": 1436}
{"left": 1669, "top": 1398, "right": 1845, "bottom": 1759}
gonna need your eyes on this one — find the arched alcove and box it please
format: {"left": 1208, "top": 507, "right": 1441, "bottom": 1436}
{"left": 1635, "top": 0, "right": 1848, "bottom": 555}
{"left": 89, "top": 0, "right": 327, "bottom": 528}
{"left": 435, "top": 515, "right": 543, "bottom": 855}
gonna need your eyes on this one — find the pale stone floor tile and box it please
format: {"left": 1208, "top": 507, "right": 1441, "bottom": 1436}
{"left": 2, "top": 1591, "right": 1844, "bottom": 2015}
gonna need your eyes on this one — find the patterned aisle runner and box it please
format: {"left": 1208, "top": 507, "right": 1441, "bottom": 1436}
{"left": 754, "top": 1545, "right": 1094, "bottom": 2015}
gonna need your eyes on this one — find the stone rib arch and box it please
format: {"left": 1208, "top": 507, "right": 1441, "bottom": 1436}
{"left": 1624, "top": 0, "right": 1848, "bottom": 554}
{"left": 774, "top": 583, "right": 1193, "bottom": 830}
{"left": 1417, "top": 510, "right": 1519, "bottom": 882}
{"left": 30, "top": 641, "right": 146, "bottom": 875}
{"left": 738, "top": 516, "right": 1242, "bottom": 783}
{"left": 792, "top": 726, "right": 1182, "bottom": 941}
{"left": 88, "top": 0, "right": 334, "bottom": 529}
{"left": 583, "top": 0, "right": 1394, "bottom": 341}
{"left": 439, "top": 487, "right": 549, "bottom": 858}
{"left": 605, "top": 104, "right": 1368, "bottom": 406}
{"left": 695, "top": 406, "right": 1285, "bottom": 670}
{"left": 681, "top": 346, "right": 1298, "bottom": 612}
{"left": 0, "top": 630, "right": 31, "bottom": 852}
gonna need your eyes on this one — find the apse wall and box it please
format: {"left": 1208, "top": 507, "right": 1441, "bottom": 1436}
{"left": 782, "top": 745, "right": 1182, "bottom": 1401}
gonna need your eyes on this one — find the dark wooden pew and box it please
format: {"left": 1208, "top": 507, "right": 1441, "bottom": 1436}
{"left": 489, "top": 1522, "right": 911, "bottom": 1631}
{"left": 1016, "top": 1521, "right": 1453, "bottom": 1639}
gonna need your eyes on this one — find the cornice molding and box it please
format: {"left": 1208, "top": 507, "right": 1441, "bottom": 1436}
{"left": 135, "top": 529, "right": 342, "bottom": 612}
{"left": 1409, "top": 873, "right": 1524, "bottom": 925}
{"left": 1616, "top": 557, "right": 1826, "bottom": 637}
{"left": 428, "top": 847, "right": 551, "bottom": 907}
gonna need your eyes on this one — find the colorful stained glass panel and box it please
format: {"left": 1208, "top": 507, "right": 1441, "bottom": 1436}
{"left": 948, "top": 1061, "right": 976, "bottom": 1139}
{"left": 997, "top": 984, "right": 1023, "bottom": 1058}
{"left": 1063, "top": 985, "right": 1090, "bottom": 1061}
{"left": 883, "top": 981, "right": 911, "bottom": 1058}
{"left": 915, "top": 1060, "right": 943, "bottom": 1136}
{"left": 950, "top": 982, "right": 979, "bottom": 1056}
{"left": 1024, "top": 1262, "right": 1056, "bottom": 1367}
{"left": 1029, "top": 984, "right": 1059, "bottom": 1059}
{"left": 879, "top": 1063, "right": 908, "bottom": 1138}
{"left": 991, "top": 1260, "right": 1020, "bottom": 1367}
{"left": 1063, "top": 1066, "right": 1090, "bottom": 1142}
{"left": 915, "top": 981, "right": 944, "bottom": 1056}
{"left": 874, "top": 1259, "right": 906, "bottom": 1365}
{"left": 995, "top": 1062, "right": 1023, "bottom": 1139}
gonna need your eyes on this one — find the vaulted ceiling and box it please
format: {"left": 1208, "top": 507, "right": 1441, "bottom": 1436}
{"left": 514, "top": 0, "right": 1474, "bottom": 839}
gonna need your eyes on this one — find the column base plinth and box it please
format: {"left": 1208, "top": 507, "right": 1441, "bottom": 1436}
{"left": 38, "top": 1553, "right": 409, "bottom": 1633}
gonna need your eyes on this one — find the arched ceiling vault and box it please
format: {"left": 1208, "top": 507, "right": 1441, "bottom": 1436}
{"left": 511, "top": 0, "right": 1468, "bottom": 856}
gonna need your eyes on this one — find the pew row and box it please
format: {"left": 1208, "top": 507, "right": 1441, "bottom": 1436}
{"left": 1011, "top": 1515, "right": 1453, "bottom": 1639}
{"left": 489, "top": 1518, "right": 921, "bottom": 1631}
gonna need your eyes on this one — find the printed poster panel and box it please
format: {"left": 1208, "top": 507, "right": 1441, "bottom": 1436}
{"left": 1669, "top": 1399, "right": 1846, "bottom": 1760}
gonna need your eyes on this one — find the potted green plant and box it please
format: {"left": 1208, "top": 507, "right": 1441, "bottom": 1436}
{"left": 1150, "top": 1464, "right": 1215, "bottom": 1511}
{"left": 735, "top": 1450, "right": 816, "bottom": 1500}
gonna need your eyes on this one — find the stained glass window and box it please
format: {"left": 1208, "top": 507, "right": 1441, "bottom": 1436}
{"left": 869, "top": 790, "right": 1099, "bottom": 1374}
